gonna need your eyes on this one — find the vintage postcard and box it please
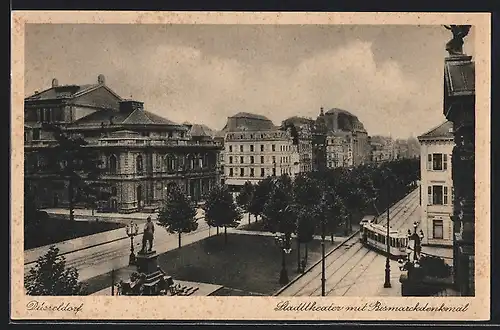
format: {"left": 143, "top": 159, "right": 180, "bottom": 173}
{"left": 11, "top": 11, "right": 491, "bottom": 321}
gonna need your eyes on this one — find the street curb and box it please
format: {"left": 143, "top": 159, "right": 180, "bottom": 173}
{"left": 24, "top": 216, "right": 206, "bottom": 266}
{"left": 24, "top": 233, "right": 143, "bottom": 266}
{"left": 272, "top": 190, "right": 414, "bottom": 296}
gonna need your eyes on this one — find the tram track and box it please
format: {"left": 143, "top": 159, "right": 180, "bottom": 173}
{"left": 279, "top": 188, "right": 419, "bottom": 296}
{"left": 24, "top": 218, "right": 210, "bottom": 278}
{"left": 309, "top": 194, "right": 419, "bottom": 296}
{"left": 324, "top": 195, "right": 419, "bottom": 296}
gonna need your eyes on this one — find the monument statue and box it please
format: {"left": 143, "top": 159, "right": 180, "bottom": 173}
{"left": 444, "top": 25, "right": 472, "bottom": 56}
{"left": 140, "top": 216, "right": 154, "bottom": 253}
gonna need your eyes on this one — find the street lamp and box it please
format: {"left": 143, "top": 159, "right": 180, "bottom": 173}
{"left": 125, "top": 221, "right": 139, "bottom": 265}
{"left": 407, "top": 221, "right": 424, "bottom": 263}
{"left": 274, "top": 232, "right": 292, "bottom": 285}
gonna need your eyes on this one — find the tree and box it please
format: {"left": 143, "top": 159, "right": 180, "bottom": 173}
{"left": 41, "top": 124, "right": 107, "bottom": 222}
{"left": 25, "top": 245, "right": 87, "bottom": 295}
{"left": 295, "top": 207, "right": 315, "bottom": 266}
{"left": 157, "top": 183, "right": 198, "bottom": 248}
{"left": 236, "top": 181, "right": 254, "bottom": 224}
{"left": 262, "top": 175, "right": 296, "bottom": 236}
{"left": 248, "top": 177, "right": 273, "bottom": 221}
{"left": 203, "top": 184, "right": 242, "bottom": 245}
{"left": 82, "top": 181, "right": 112, "bottom": 216}
{"left": 292, "top": 173, "right": 322, "bottom": 269}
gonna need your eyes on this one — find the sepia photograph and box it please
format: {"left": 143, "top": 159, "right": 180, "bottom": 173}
{"left": 11, "top": 12, "right": 490, "bottom": 321}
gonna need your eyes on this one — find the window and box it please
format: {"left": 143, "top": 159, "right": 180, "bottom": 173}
{"left": 444, "top": 186, "right": 449, "bottom": 205}
{"left": 168, "top": 131, "right": 173, "bottom": 138}
{"left": 109, "top": 155, "right": 117, "bottom": 173}
{"left": 250, "top": 156, "right": 254, "bottom": 164}
{"left": 260, "top": 145, "right": 264, "bottom": 152}
{"left": 260, "top": 168, "right": 265, "bottom": 177}
{"left": 240, "top": 145, "right": 243, "bottom": 152}
{"left": 229, "top": 145, "right": 233, "bottom": 152}
{"left": 32, "top": 128, "right": 40, "bottom": 140}
{"left": 272, "top": 144, "right": 276, "bottom": 152}
{"left": 240, "top": 168, "right": 244, "bottom": 176}
{"left": 260, "top": 156, "right": 264, "bottom": 164}
{"left": 240, "top": 156, "right": 244, "bottom": 164}
{"left": 432, "top": 153, "right": 443, "bottom": 170}
{"left": 272, "top": 156, "right": 276, "bottom": 164}
{"left": 111, "top": 187, "right": 117, "bottom": 196}
{"left": 229, "top": 168, "right": 233, "bottom": 177}
{"left": 250, "top": 145, "right": 254, "bottom": 152}
{"left": 432, "top": 185, "right": 443, "bottom": 205}
{"left": 272, "top": 167, "right": 276, "bottom": 176}
{"left": 427, "top": 186, "right": 432, "bottom": 204}
{"left": 250, "top": 168, "right": 254, "bottom": 177}
{"left": 443, "top": 154, "right": 448, "bottom": 170}
{"left": 136, "top": 155, "right": 143, "bottom": 174}
{"left": 433, "top": 220, "right": 444, "bottom": 239}
{"left": 229, "top": 156, "right": 233, "bottom": 164}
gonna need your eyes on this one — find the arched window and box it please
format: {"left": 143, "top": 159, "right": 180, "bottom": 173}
{"left": 136, "top": 155, "right": 143, "bottom": 174}
{"left": 109, "top": 155, "right": 117, "bottom": 173}
{"left": 187, "top": 154, "right": 195, "bottom": 170}
{"left": 166, "top": 154, "right": 176, "bottom": 172}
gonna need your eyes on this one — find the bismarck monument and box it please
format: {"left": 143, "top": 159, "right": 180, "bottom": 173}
{"left": 117, "top": 217, "right": 198, "bottom": 296}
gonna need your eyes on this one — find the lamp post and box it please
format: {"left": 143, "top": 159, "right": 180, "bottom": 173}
{"left": 125, "top": 221, "right": 139, "bottom": 265}
{"left": 407, "top": 221, "right": 424, "bottom": 263}
{"left": 321, "top": 207, "right": 326, "bottom": 296}
{"left": 275, "top": 232, "right": 292, "bottom": 285}
{"left": 383, "top": 171, "right": 392, "bottom": 288}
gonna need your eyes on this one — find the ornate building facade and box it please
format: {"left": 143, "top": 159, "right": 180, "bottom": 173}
{"left": 312, "top": 107, "right": 370, "bottom": 170}
{"left": 221, "top": 112, "right": 300, "bottom": 194}
{"left": 418, "top": 121, "right": 454, "bottom": 247}
{"left": 442, "top": 30, "right": 475, "bottom": 296}
{"left": 281, "top": 116, "right": 313, "bottom": 173}
{"left": 24, "top": 75, "right": 222, "bottom": 213}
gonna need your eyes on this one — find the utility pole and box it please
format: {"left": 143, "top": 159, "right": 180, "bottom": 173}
{"left": 384, "top": 179, "right": 392, "bottom": 288}
{"left": 321, "top": 205, "right": 326, "bottom": 296}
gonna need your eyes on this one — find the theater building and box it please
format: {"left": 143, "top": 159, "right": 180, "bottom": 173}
{"left": 24, "top": 75, "right": 222, "bottom": 213}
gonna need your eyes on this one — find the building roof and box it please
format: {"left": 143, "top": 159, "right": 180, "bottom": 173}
{"left": 417, "top": 121, "right": 454, "bottom": 140}
{"left": 222, "top": 111, "right": 276, "bottom": 132}
{"left": 231, "top": 112, "right": 271, "bottom": 121}
{"left": 444, "top": 57, "right": 475, "bottom": 97}
{"left": 73, "top": 108, "right": 183, "bottom": 128}
{"left": 325, "top": 108, "right": 356, "bottom": 117}
{"left": 25, "top": 84, "right": 122, "bottom": 102}
{"left": 189, "top": 124, "right": 215, "bottom": 137}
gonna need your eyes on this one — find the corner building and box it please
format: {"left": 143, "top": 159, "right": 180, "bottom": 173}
{"left": 24, "top": 75, "right": 221, "bottom": 213}
{"left": 222, "top": 112, "right": 300, "bottom": 194}
{"left": 418, "top": 121, "right": 454, "bottom": 247}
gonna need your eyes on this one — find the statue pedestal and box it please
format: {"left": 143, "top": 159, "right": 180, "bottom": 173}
{"left": 136, "top": 250, "right": 159, "bottom": 274}
{"left": 134, "top": 251, "right": 174, "bottom": 295}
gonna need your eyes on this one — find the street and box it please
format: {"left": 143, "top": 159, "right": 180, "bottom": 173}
{"left": 277, "top": 188, "right": 431, "bottom": 296}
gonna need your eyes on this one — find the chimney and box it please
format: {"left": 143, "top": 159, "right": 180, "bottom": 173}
{"left": 119, "top": 100, "right": 144, "bottom": 113}
{"left": 52, "top": 78, "right": 59, "bottom": 87}
{"left": 320, "top": 107, "right": 324, "bottom": 116}
{"left": 98, "top": 74, "right": 106, "bottom": 85}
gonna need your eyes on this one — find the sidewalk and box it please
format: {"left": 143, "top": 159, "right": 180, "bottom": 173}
{"left": 25, "top": 207, "right": 206, "bottom": 265}
{"left": 24, "top": 227, "right": 142, "bottom": 266}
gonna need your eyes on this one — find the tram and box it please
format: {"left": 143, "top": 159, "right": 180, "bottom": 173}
{"left": 360, "top": 221, "right": 408, "bottom": 259}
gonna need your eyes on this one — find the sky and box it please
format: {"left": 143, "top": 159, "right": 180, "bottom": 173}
{"left": 24, "top": 24, "right": 476, "bottom": 139}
